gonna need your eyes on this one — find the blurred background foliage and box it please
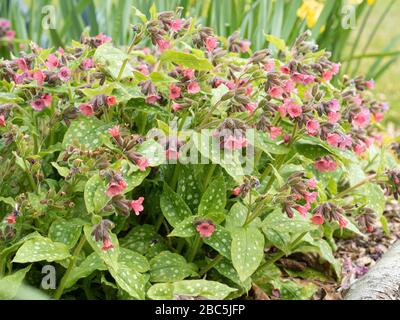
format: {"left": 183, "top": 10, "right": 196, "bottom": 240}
{"left": 0, "top": 0, "right": 399, "bottom": 118}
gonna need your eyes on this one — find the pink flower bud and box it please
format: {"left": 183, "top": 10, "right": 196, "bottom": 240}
{"left": 232, "top": 187, "right": 242, "bottom": 197}
{"left": 80, "top": 103, "right": 94, "bottom": 116}
{"left": 306, "top": 119, "right": 320, "bottom": 136}
{"left": 205, "top": 36, "right": 218, "bottom": 52}
{"left": 311, "top": 213, "right": 324, "bottom": 225}
{"left": 106, "top": 96, "right": 116, "bottom": 106}
{"left": 102, "top": 238, "right": 114, "bottom": 251}
{"left": 108, "top": 126, "right": 120, "bottom": 138}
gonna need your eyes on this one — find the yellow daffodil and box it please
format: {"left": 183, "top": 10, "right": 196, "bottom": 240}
{"left": 297, "top": 0, "right": 324, "bottom": 28}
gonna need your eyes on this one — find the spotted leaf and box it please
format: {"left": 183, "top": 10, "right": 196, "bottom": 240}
{"left": 160, "top": 183, "right": 192, "bottom": 228}
{"left": 48, "top": 219, "right": 82, "bottom": 249}
{"left": 198, "top": 175, "right": 226, "bottom": 223}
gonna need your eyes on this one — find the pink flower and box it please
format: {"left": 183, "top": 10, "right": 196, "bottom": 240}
{"left": 364, "top": 137, "right": 374, "bottom": 147}
{"left": 106, "top": 96, "right": 116, "bottom": 106}
{"left": 245, "top": 86, "right": 253, "bottom": 96}
{"left": 339, "top": 134, "right": 352, "bottom": 150}
{"left": 57, "top": 47, "right": 65, "bottom": 55}
{"left": 307, "top": 178, "right": 317, "bottom": 189}
{"left": 306, "top": 119, "right": 320, "bottom": 136}
{"left": 311, "top": 213, "right": 324, "bottom": 225}
{"left": 280, "top": 65, "right": 290, "bottom": 74}
{"left": 225, "top": 81, "right": 235, "bottom": 90}
{"left": 277, "top": 104, "right": 287, "bottom": 117}
{"left": 338, "top": 216, "right": 347, "bottom": 230}
{"left": 135, "top": 158, "right": 150, "bottom": 172}
{"left": 145, "top": 94, "right": 161, "bottom": 105}
{"left": 245, "top": 103, "right": 257, "bottom": 114}
{"left": 157, "top": 39, "right": 170, "bottom": 51}
{"left": 223, "top": 136, "right": 248, "bottom": 150}
{"left": 33, "top": 70, "right": 45, "bottom": 86}
{"left": 328, "top": 99, "right": 340, "bottom": 113}
{"left": 95, "top": 33, "right": 112, "bottom": 45}
{"left": 331, "top": 63, "right": 340, "bottom": 75}
{"left": 13, "top": 73, "right": 24, "bottom": 84}
{"left": 130, "top": 197, "right": 145, "bottom": 215}
{"left": 172, "top": 103, "right": 182, "bottom": 112}
{"left": 269, "top": 86, "right": 283, "bottom": 98}
{"left": 322, "top": 70, "right": 333, "bottom": 81}
{"left": 0, "top": 19, "right": 11, "bottom": 29}
{"left": 187, "top": 81, "right": 200, "bottom": 94}
{"left": 285, "top": 100, "right": 302, "bottom": 118}
{"left": 80, "top": 103, "right": 94, "bottom": 116}
{"left": 168, "top": 19, "right": 184, "bottom": 32}
{"left": 108, "top": 126, "right": 120, "bottom": 138}
{"left": 374, "top": 134, "right": 383, "bottom": 146}
{"left": 365, "top": 79, "right": 375, "bottom": 90}
{"left": 295, "top": 203, "right": 310, "bottom": 217}
{"left": 314, "top": 157, "right": 338, "bottom": 172}
{"left": 239, "top": 40, "right": 251, "bottom": 53}
{"left": 5, "top": 30, "right": 15, "bottom": 41}
{"left": 81, "top": 58, "right": 93, "bottom": 70}
{"left": 169, "top": 84, "right": 181, "bottom": 100}
{"left": 264, "top": 59, "right": 275, "bottom": 72}
{"left": 106, "top": 182, "right": 125, "bottom": 197}
{"left": 292, "top": 72, "right": 315, "bottom": 85}
{"left": 352, "top": 108, "right": 371, "bottom": 129}
{"left": 283, "top": 79, "right": 295, "bottom": 94}
{"left": 58, "top": 67, "right": 71, "bottom": 82}
{"left": 354, "top": 143, "right": 367, "bottom": 155}
{"left": 6, "top": 213, "right": 16, "bottom": 225}
{"left": 41, "top": 94, "right": 52, "bottom": 106}
{"left": 136, "top": 64, "right": 149, "bottom": 75}
{"left": 183, "top": 68, "right": 195, "bottom": 79}
{"left": 0, "top": 114, "right": 5, "bottom": 127}
{"left": 166, "top": 149, "right": 179, "bottom": 161}
{"left": 102, "top": 238, "right": 114, "bottom": 251}
{"left": 196, "top": 221, "right": 216, "bottom": 238}
{"left": 232, "top": 187, "right": 242, "bottom": 197}
{"left": 328, "top": 111, "right": 341, "bottom": 124}
{"left": 31, "top": 99, "right": 46, "bottom": 111}
{"left": 353, "top": 94, "right": 363, "bottom": 107}
{"left": 205, "top": 36, "right": 218, "bottom": 52}
{"left": 269, "top": 127, "right": 282, "bottom": 140}
{"left": 16, "top": 58, "right": 28, "bottom": 72}
{"left": 374, "top": 112, "right": 384, "bottom": 122}
{"left": 304, "top": 191, "right": 317, "bottom": 204}
{"left": 326, "top": 133, "right": 341, "bottom": 147}
{"left": 46, "top": 54, "right": 59, "bottom": 70}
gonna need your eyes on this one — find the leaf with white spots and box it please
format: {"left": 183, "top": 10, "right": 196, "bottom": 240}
{"left": 83, "top": 225, "right": 119, "bottom": 271}
{"left": 168, "top": 216, "right": 197, "bottom": 238}
{"left": 64, "top": 253, "right": 107, "bottom": 289}
{"left": 120, "top": 224, "right": 167, "bottom": 258}
{"left": 149, "top": 251, "right": 196, "bottom": 282}
{"left": 0, "top": 266, "right": 31, "bottom": 299}
{"left": 214, "top": 258, "right": 251, "bottom": 290}
{"left": 84, "top": 174, "right": 110, "bottom": 214}
{"left": 198, "top": 175, "right": 226, "bottom": 223}
{"left": 255, "top": 131, "right": 289, "bottom": 155}
{"left": 160, "top": 183, "right": 192, "bottom": 228}
{"left": 147, "top": 280, "right": 237, "bottom": 300}
{"left": 49, "top": 219, "right": 82, "bottom": 249}
{"left": 136, "top": 140, "right": 165, "bottom": 167}
{"left": 203, "top": 226, "right": 232, "bottom": 259}
{"left": 13, "top": 235, "right": 71, "bottom": 263}
{"left": 62, "top": 117, "right": 110, "bottom": 150}
{"left": 177, "top": 165, "right": 202, "bottom": 212}
{"left": 231, "top": 226, "right": 265, "bottom": 282}
{"left": 109, "top": 264, "right": 149, "bottom": 300}
{"left": 225, "top": 202, "right": 247, "bottom": 230}
{"left": 117, "top": 160, "right": 149, "bottom": 194}
{"left": 119, "top": 248, "right": 150, "bottom": 273}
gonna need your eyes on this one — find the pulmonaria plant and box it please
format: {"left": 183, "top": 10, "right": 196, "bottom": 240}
{"left": 0, "top": 7, "right": 398, "bottom": 301}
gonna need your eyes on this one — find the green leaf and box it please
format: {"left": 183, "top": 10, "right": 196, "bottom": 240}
{"left": 94, "top": 44, "right": 133, "bottom": 79}
{"left": 361, "top": 183, "right": 385, "bottom": 217}
{"left": 231, "top": 226, "right": 265, "bottom": 282}
{"left": 84, "top": 174, "right": 110, "bottom": 214}
{"left": 265, "top": 34, "right": 287, "bottom": 52}
{"left": 62, "top": 117, "right": 110, "bottom": 150}
{"left": 177, "top": 165, "right": 202, "bottom": 212}
{"left": 160, "top": 184, "right": 192, "bottom": 228}
{"left": 147, "top": 280, "right": 236, "bottom": 300}
{"left": 119, "top": 247, "right": 150, "bottom": 273}
{"left": 255, "top": 132, "right": 289, "bottom": 155}
{"left": 225, "top": 202, "right": 247, "bottom": 230}
{"left": 198, "top": 175, "right": 226, "bottom": 223}
{"left": 13, "top": 235, "right": 71, "bottom": 263}
{"left": 136, "top": 140, "right": 165, "bottom": 167}
{"left": 64, "top": 253, "right": 107, "bottom": 289}
{"left": 160, "top": 50, "right": 213, "bottom": 71}
{"left": 0, "top": 266, "right": 31, "bottom": 299}
{"left": 262, "top": 209, "right": 317, "bottom": 235}
{"left": 109, "top": 264, "right": 148, "bottom": 300}
{"left": 80, "top": 84, "right": 115, "bottom": 99}
{"left": 203, "top": 226, "right": 232, "bottom": 259}
{"left": 132, "top": 6, "right": 147, "bottom": 23}
{"left": 51, "top": 162, "right": 70, "bottom": 178}
{"left": 149, "top": 251, "right": 196, "bottom": 282}
{"left": 168, "top": 216, "right": 197, "bottom": 238}
{"left": 214, "top": 258, "right": 251, "bottom": 290}
{"left": 48, "top": 219, "right": 82, "bottom": 249}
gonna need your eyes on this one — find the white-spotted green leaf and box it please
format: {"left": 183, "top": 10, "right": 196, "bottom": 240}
{"left": 120, "top": 224, "right": 166, "bottom": 256}
{"left": 177, "top": 166, "right": 202, "bottom": 212}
{"left": 94, "top": 44, "right": 133, "bottom": 79}
{"left": 109, "top": 264, "right": 148, "bottom": 300}
{"left": 231, "top": 226, "right": 265, "bottom": 282}
{"left": 62, "top": 117, "right": 110, "bottom": 151}
{"left": 361, "top": 183, "right": 385, "bottom": 217}
{"left": 255, "top": 132, "right": 289, "bottom": 155}
{"left": 83, "top": 225, "right": 119, "bottom": 271}
{"left": 160, "top": 184, "right": 192, "bottom": 227}
{"left": 225, "top": 202, "right": 247, "bottom": 230}
{"left": 64, "top": 253, "right": 107, "bottom": 289}
{"left": 198, "top": 175, "right": 226, "bottom": 223}
{"left": 48, "top": 219, "right": 82, "bottom": 249}
{"left": 168, "top": 216, "right": 197, "bottom": 238}
{"left": 203, "top": 226, "right": 231, "bottom": 259}
{"left": 214, "top": 258, "right": 251, "bottom": 290}
{"left": 13, "top": 235, "right": 71, "bottom": 263}
{"left": 119, "top": 247, "right": 150, "bottom": 273}
{"left": 136, "top": 140, "right": 165, "bottom": 167}
{"left": 0, "top": 266, "right": 31, "bottom": 299}
{"left": 262, "top": 209, "right": 317, "bottom": 235}
{"left": 84, "top": 174, "right": 110, "bottom": 214}
{"left": 147, "top": 280, "right": 236, "bottom": 300}
{"left": 160, "top": 50, "right": 213, "bottom": 71}
{"left": 149, "top": 251, "right": 196, "bottom": 283}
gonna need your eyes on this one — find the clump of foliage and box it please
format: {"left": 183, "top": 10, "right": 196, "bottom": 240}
{"left": 0, "top": 8, "right": 398, "bottom": 300}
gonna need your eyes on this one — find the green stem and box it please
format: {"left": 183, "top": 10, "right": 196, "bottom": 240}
{"left": 53, "top": 235, "right": 86, "bottom": 300}
{"left": 187, "top": 235, "right": 201, "bottom": 263}
{"left": 333, "top": 174, "right": 377, "bottom": 199}
{"left": 199, "top": 255, "right": 223, "bottom": 277}
{"left": 117, "top": 35, "right": 138, "bottom": 81}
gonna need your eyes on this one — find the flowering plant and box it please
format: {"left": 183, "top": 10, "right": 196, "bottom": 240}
{"left": 0, "top": 8, "right": 398, "bottom": 300}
